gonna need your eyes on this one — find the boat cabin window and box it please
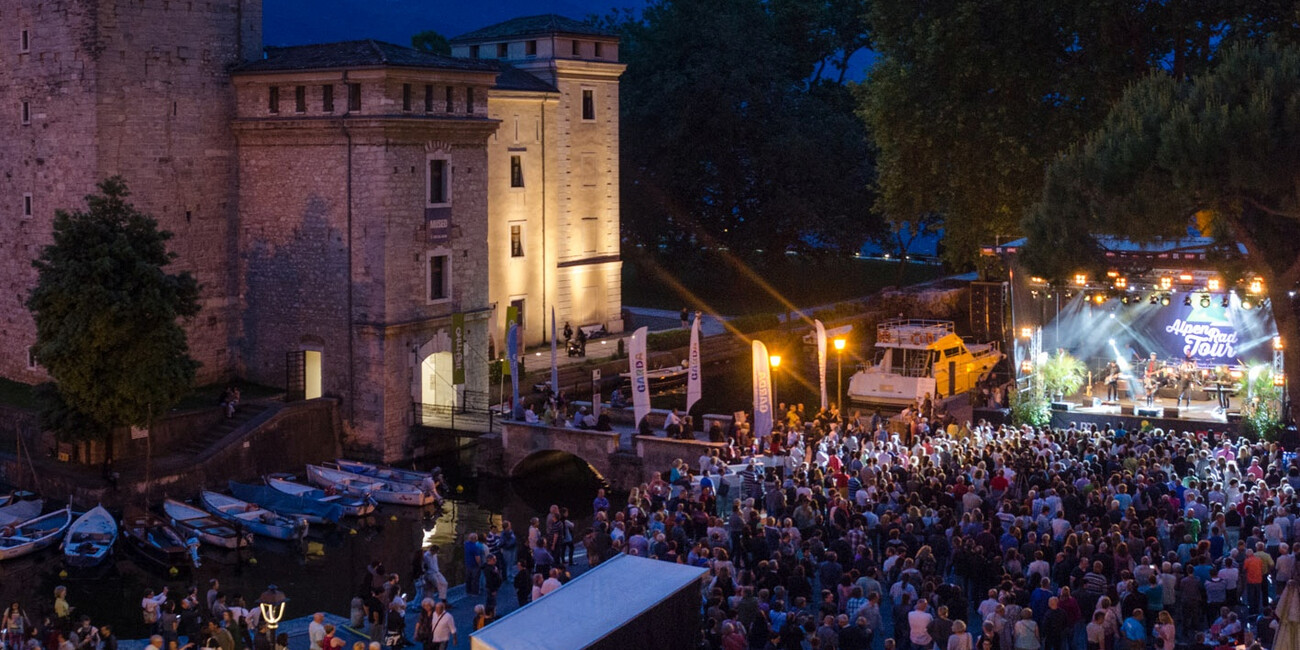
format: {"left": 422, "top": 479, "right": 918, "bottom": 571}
{"left": 943, "top": 347, "right": 962, "bottom": 358}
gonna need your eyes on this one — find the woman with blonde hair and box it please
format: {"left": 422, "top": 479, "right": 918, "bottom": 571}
{"left": 1152, "top": 611, "right": 1175, "bottom": 650}
{"left": 948, "top": 619, "right": 974, "bottom": 650}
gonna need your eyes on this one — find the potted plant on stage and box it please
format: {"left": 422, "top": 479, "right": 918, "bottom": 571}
{"left": 1040, "top": 350, "right": 1087, "bottom": 404}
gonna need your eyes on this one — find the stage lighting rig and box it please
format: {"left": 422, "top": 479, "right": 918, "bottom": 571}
{"left": 1222, "top": 295, "right": 1230, "bottom": 308}
{"left": 1183, "top": 294, "right": 1192, "bottom": 307}
{"left": 1200, "top": 295, "right": 1212, "bottom": 308}
{"left": 1161, "top": 295, "right": 1171, "bottom": 306}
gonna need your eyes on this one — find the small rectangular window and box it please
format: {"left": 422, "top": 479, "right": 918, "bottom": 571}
{"left": 428, "top": 255, "right": 450, "bottom": 302}
{"left": 469, "top": 45, "right": 480, "bottom": 58}
{"left": 582, "top": 217, "right": 598, "bottom": 253}
{"left": 572, "top": 40, "right": 581, "bottom": 57}
{"left": 581, "top": 89, "right": 595, "bottom": 121}
{"left": 466, "top": 87, "right": 475, "bottom": 113}
{"left": 510, "top": 155, "right": 524, "bottom": 188}
{"left": 445, "top": 86, "right": 454, "bottom": 113}
{"left": 510, "top": 224, "right": 524, "bottom": 258}
{"left": 295, "top": 86, "right": 306, "bottom": 113}
{"left": 428, "top": 159, "right": 448, "bottom": 205}
{"left": 594, "top": 42, "right": 604, "bottom": 58}
{"left": 268, "top": 86, "right": 280, "bottom": 114}
{"left": 348, "top": 83, "right": 361, "bottom": 111}
{"left": 21, "top": 101, "right": 30, "bottom": 125}
{"left": 322, "top": 85, "right": 334, "bottom": 112}
{"left": 424, "top": 84, "right": 433, "bottom": 112}
{"left": 23, "top": 193, "right": 33, "bottom": 218}
{"left": 20, "top": 29, "right": 29, "bottom": 53}
{"left": 402, "top": 83, "right": 412, "bottom": 112}
{"left": 26, "top": 347, "right": 37, "bottom": 370}
{"left": 497, "top": 43, "right": 508, "bottom": 58}
{"left": 526, "top": 40, "right": 537, "bottom": 56}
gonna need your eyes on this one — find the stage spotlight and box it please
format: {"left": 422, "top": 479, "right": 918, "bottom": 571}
{"left": 1093, "top": 293, "right": 1106, "bottom": 305}
{"left": 1108, "top": 313, "right": 1115, "bottom": 319}
{"left": 1241, "top": 298, "right": 1254, "bottom": 310}
{"left": 1183, "top": 294, "right": 1192, "bottom": 307}
{"left": 1161, "top": 295, "right": 1171, "bottom": 306}
{"left": 1200, "top": 295, "right": 1211, "bottom": 308}
{"left": 1120, "top": 295, "right": 1129, "bottom": 305}
{"left": 1149, "top": 294, "right": 1159, "bottom": 305}
{"left": 1222, "top": 295, "right": 1230, "bottom": 308}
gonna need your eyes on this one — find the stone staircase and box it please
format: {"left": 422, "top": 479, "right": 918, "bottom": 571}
{"left": 174, "top": 404, "right": 269, "bottom": 456}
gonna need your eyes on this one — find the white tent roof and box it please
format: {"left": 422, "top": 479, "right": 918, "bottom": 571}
{"left": 470, "top": 553, "right": 707, "bottom": 650}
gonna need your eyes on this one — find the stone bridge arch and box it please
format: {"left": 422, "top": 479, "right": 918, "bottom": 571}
{"left": 500, "top": 423, "right": 619, "bottom": 482}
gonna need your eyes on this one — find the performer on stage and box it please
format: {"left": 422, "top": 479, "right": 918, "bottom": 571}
{"left": 1144, "top": 352, "right": 1160, "bottom": 380}
{"left": 1176, "top": 357, "right": 1197, "bottom": 408}
{"left": 1104, "top": 361, "right": 1120, "bottom": 401}
{"left": 1214, "top": 366, "right": 1233, "bottom": 412}
{"left": 1144, "top": 373, "right": 1158, "bottom": 407}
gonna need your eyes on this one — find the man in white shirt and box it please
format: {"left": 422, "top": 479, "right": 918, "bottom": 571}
{"left": 540, "top": 568, "right": 563, "bottom": 596}
{"left": 429, "top": 601, "right": 457, "bottom": 649}
{"left": 908, "top": 599, "right": 934, "bottom": 650}
{"left": 308, "top": 613, "right": 326, "bottom": 650}
{"left": 978, "top": 590, "right": 1001, "bottom": 621}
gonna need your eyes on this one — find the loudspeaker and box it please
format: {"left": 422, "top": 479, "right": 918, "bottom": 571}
{"left": 1163, "top": 407, "right": 1181, "bottom": 419}
{"left": 1136, "top": 407, "right": 1162, "bottom": 418}
{"left": 1050, "top": 401, "right": 1074, "bottom": 412}
{"left": 1121, "top": 404, "right": 1135, "bottom": 416}
{"left": 1226, "top": 411, "right": 1243, "bottom": 424}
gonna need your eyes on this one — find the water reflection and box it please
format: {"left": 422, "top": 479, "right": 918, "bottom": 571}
{"left": 0, "top": 454, "right": 605, "bottom": 639}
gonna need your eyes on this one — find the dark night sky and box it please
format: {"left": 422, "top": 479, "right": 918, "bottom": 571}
{"left": 263, "top": 0, "right": 636, "bottom": 47}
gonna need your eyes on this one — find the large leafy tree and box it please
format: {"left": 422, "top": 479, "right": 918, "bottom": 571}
{"left": 27, "top": 178, "right": 201, "bottom": 441}
{"left": 615, "top": 0, "right": 881, "bottom": 260}
{"left": 857, "top": 0, "right": 1299, "bottom": 269}
{"left": 1023, "top": 41, "right": 1300, "bottom": 421}
{"left": 410, "top": 30, "right": 451, "bottom": 55}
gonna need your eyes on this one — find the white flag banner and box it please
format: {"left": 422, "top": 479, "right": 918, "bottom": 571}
{"left": 550, "top": 307, "right": 559, "bottom": 395}
{"left": 687, "top": 313, "right": 702, "bottom": 413}
{"left": 815, "top": 319, "right": 828, "bottom": 411}
{"left": 752, "top": 339, "right": 773, "bottom": 441}
{"left": 629, "top": 327, "right": 651, "bottom": 429}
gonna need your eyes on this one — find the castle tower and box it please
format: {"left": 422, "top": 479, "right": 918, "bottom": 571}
{"left": 451, "top": 15, "right": 625, "bottom": 348}
{"left": 0, "top": 0, "right": 262, "bottom": 384}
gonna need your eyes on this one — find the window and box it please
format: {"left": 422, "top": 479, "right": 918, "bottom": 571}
{"left": 571, "top": 40, "right": 581, "bottom": 56}
{"left": 21, "top": 101, "right": 30, "bottom": 125}
{"left": 497, "top": 43, "right": 508, "bottom": 58}
{"left": 268, "top": 86, "right": 279, "bottom": 114}
{"left": 427, "top": 158, "right": 449, "bottom": 205}
{"left": 594, "top": 42, "right": 604, "bottom": 58}
{"left": 424, "top": 84, "right": 433, "bottom": 112}
{"left": 402, "top": 84, "right": 412, "bottom": 112}
{"left": 428, "top": 254, "right": 450, "bottom": 302}
{"left": 465, "top": 87, "right": 475, "bottom": 113}
{"left": 582, "top": 217, "right": 598, "bottom": 253}
{"left": 26, "top": 347, "right": 37, "bottom": 370}
{"left": 348, "top": 83, "right": 361, "bottom": 111}
{"left": 445, "top": 86, "right": 454, "bottom": 113}
{"left": 510, "top": 155, "right": 524, "bottom": 188}
{"left": 469, "top": 45, "right": 480, "bottom": 58}
{"left": 510, "top": 299, "right": 525, "bottom": 328}
{"left": 20, "top": 29, "right": 29, "bottom": 53}
{"left": 581, "top": 89, "right": 595, "bottom": 121}
{"left": 295, "top": 86, "right": 306, "bottom": 113}
{"left": 322, "top": 84, "right": 334, "bottom": 112}
{"left": 22, "top": 193, "right": 33, "bottom": 218}
{"left": 526, "top": 40, "right": 537, "bottom": 56}
{"left": 510, "top": 224, "right": 524, "bottom": 258}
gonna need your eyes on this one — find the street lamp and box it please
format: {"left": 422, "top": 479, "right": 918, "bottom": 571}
{"left": 769, "top": 355, "right": 781, "bottom": 418}
{"left": 258, "top": 585, "right": 286, "bottom": 642}
{"left": 833, "top": 338, "right": 846, "bottom": 408}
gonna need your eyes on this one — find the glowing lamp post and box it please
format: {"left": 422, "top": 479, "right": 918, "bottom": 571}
{"left": 833, "top": 338, "right": 846, "bottom": 408}
{"left": 769, "top": 355, "right": 781, "bottom": 414}
{"left": 259, "top": 585, "right": 286, "bottom": 642}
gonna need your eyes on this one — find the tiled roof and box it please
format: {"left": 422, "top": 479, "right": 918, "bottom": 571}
{"left": 235, "top": 40, "right": 499, "bottom": 73}
{"left": 450, "top": 14, "right": 613, "bottom": 43}
{"left": 492, "top": 63, "right": 558, "bottom": 93}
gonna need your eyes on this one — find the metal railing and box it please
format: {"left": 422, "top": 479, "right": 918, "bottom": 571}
{"left": 413, "top": 395, "right": 497, "bottom": 433}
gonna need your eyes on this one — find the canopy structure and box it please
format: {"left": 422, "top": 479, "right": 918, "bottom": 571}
{"left": 470, "top": 553, "right": 707, "bottom": 650}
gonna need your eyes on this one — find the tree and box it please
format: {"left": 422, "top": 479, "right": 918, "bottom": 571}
{"left": 615, "top": 0, "right": 882, "bottom": 261}
{"left": 1023, "top": 41, "right": 1300, "bottom": 422}
{"left": 857, "top": 0, "right": 1299, "bottom": 269}
{"left": 411, "top": 30, "right": 450, "bottom": 55}
{"left": 27, "top": 178, "right": 201, "bottom": 442}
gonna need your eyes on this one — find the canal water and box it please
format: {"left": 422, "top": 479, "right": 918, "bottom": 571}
{"left": 0, "top": 455, "right": 606, "bottom": 640}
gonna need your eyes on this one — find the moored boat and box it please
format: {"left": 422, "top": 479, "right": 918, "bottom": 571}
{"left": 333, "top": 460, "right": 443, "bottom": 500}
{"left": 199, "top": 490, "right": 308, "bottom": 540}
{"left": 163, "top": 498, "right": 253, "bottom": 550}
{"left": 0, "top": 499, "right": 44, "bottom": 527}
{"left": 122, "top": 512, "right": 200, "bottom": 569}
{"left": 307, "top": 464, "right": 434, "bottom": 506}
{"left": 63, "top": 505, "right": 117, "bottom": 568}
{"left": 228, "top": 481, "right": 344, "bottom": 525}
{"left": 266, "top": 476, "right": 376, "bottom": 517}
{"left": 0, "top": 506, "right": 72, "bottom": 561}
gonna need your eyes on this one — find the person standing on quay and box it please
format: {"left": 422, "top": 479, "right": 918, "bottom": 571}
{"left": 463, "top": 533, "right": 486, "bottom": 596}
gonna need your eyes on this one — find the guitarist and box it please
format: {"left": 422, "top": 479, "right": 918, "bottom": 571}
{"left": 1176, "top": 357, "right": 1198, "bottom": 408}
{"left": 1104, "top": 361, "right": 1121, "bottom": 401}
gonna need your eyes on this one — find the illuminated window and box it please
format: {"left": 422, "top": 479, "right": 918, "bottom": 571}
{"left": 510, "top": 224, "right": 524, "bottom": 258}
{"left": 510, "top": 155, "right": 524, "bottom": 188}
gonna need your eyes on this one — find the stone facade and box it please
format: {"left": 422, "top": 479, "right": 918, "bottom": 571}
{"left": 0, "top": 9, "right": 620, "bottom": 461}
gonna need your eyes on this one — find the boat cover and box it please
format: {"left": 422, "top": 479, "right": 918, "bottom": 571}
{"left": 228, "top": 482, "right": 343, "bottom": 523}
{"left": 0, "top": 500, "right": 43, "bottom": 527}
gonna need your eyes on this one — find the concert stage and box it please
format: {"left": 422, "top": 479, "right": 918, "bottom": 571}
{"left": 1049, "top": 382, "right": 1240, "bottom": 435}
